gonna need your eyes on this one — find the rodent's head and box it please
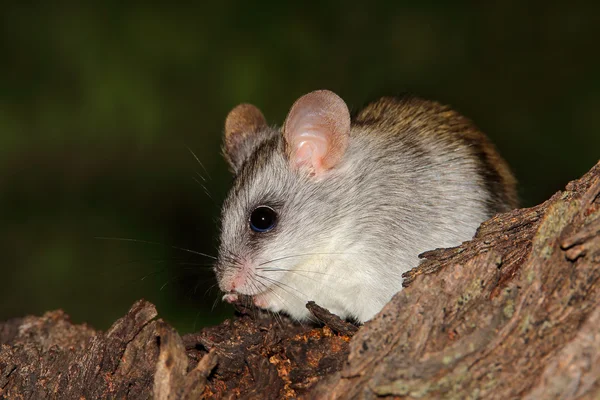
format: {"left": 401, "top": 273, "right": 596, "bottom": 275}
{"left": 215, "top": 90, "right": 351, "bottom": 299}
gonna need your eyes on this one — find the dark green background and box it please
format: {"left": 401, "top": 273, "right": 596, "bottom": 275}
{"left": 1, "top": 3, "right": 598, "bottom": 333}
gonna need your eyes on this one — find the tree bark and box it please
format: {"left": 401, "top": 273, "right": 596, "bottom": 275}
{"left": 1, "top": 161, "right": 599, "bottom": 400}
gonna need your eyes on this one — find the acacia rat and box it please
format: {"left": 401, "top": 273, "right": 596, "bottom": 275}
{"left": 214, "top": 90, "right": 517, "bottom": 323}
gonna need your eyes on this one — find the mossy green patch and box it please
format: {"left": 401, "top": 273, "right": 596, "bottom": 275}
{"left": 503, "top": 299, "right": 515, "bottom": 319}
{"left": 532, "top": 199, "right": 580, "bottom": 259}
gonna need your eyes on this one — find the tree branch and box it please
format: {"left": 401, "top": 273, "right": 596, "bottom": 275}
{"left": 1, "top": 160, "right": 599, "bottom": 399}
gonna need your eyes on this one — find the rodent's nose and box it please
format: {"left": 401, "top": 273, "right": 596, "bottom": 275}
{"left": 220, "top": 276, "right": 238, "bottom": 293}
{"left": 220, "top": 260, "right": 255, "bottom": 295}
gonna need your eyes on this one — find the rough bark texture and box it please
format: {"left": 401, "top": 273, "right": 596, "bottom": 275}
{"left": 1, "top": 161, "right": 599, "bottom": 400}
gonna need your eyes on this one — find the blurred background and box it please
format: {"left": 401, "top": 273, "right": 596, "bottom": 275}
{"left": 1, "top": 3, "right": 598, "bottom": 334}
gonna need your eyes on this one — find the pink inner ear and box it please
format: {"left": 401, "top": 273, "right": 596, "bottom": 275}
{"left": 283, "top": 90, "right": 350, "bottom": 174}
{"left": 290, "top": 126, "right": 330, "bottom": 172}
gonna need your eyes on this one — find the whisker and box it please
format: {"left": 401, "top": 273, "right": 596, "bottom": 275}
{"left": 258, "top": 268, "right": 342, "bottom": 292}
{"left": 252, "top": 279, "right": 288, "bottom": 328}
{"left": 218, "top": 256, "right": 246, "bottom": 274}
{"left": 176, "top": 261, "right": 216, "bottom": 268}
{"left": 160, "top": 279, "right": 173, "bottom": 291}
{"left": 157, "top": 270, "right": 210, "bottom": 292}
{"left": 113, "top": 258, "right": 215, "bottom": 288}
{"left": 257, "top": 274, "right": 309, "bottom": 299}
{"left": 261, "top": 282, "right": 317, "bottom": 325}
{"left": 195, "top": 170, "right": 207, "bottom": 183}
{"left": 263, "top": 280, "right": 316, "bottom": 326}
{"left": 186, "top": 146, "right": 212, "bottom": 181}
{"left": 246, "top": 281, "right": 261, "bottom": 321}
{"left": 192, "top": 176, "right": 218, "bottom": 206}
{"left": 253, "top": 275, "right": 327, "bottom": 325}
{"left": 258, "top": 252, "right": 355, "bottom": 267}
{"left": 254, "top": 275, "right": 318, "bottom": 325}
{"left": 212, "top": 295, "right": 221, "bottom": 312}
{"left": 259, "top": 267, "right": 342, "bottom": 279}
{"left": 116, "top": 264, "right": 170, "bottom": 289}
{"left": 95, "top": 237, "right": 217, "bottom": 260}
{"left": 187, "top": 146, "right": 220, "bottom": 208}
{"left": 119, "top": 261, "right": 206, "bottom": 284}
{"left": 204, "top": 282, "right": 220, "bottom": 298}
{"left": 218, "top": 249, "right": 242, "bottom": 265}
{"left": 220, "top": 252, "right": 241, "bottom": 265}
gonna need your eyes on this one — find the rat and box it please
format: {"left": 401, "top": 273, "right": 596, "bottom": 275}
{"left": 214, "top": 89, "right": 517, "bottom": 323}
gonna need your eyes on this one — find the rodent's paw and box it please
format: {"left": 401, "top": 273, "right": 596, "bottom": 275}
{"left": 222, "top": 293, "right": 239, "bottom": 304}
{"left": 253, "top": 294, "right": 269, "bottom": 309}
{"left": 253, "top": 293, "right": 283, "bottom": 313}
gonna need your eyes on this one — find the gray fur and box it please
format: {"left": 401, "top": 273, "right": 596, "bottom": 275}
{"left": 216, "top": 95, "right": 517, "bottom": 322}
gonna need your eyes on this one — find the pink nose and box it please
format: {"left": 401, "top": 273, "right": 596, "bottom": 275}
{"left": 223, "top": 273, "right": 243, "bottom": 293}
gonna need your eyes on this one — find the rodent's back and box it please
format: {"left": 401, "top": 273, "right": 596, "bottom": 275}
{"left": 217, "top": 90, "right": 518, "bottom": 322}
{"left": 352, "top": 96, "right": 518, "bottom": 214}
{"left": 318, "top": 95, "right": 519, "bottom": 275}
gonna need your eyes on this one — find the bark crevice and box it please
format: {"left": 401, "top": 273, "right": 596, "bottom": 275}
{"left": 1, "top": 161, "right": 599, "bottom": 399}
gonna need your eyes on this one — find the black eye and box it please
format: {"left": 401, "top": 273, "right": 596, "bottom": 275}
{"left": 249, "top": 206, "right": 277, "bottom": 232}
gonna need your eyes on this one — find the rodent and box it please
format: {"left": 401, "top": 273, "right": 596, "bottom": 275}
{"left": 214, "top": 89, "right": 517, "bottom": 323}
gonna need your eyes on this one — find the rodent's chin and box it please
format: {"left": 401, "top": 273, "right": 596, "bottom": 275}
{"left": 222, "top": 292, "right": 275, "bottom": 312}
{"left": 218, "top": 272, "right": 273, "bottom": 297}
{"left": 222, "top": 293, "right": 239, "bottom": 304}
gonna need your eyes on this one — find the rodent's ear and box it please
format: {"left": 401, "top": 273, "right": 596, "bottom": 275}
{"left": 283, "top": 90, "right": 350, "bottom": 175}
{"left": 224, "top": 103, "right": 268, "bottom": 172}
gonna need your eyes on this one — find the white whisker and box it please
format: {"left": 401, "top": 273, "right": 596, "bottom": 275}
{"left": 95, "top": 236, "right": 217, "bottom": 260}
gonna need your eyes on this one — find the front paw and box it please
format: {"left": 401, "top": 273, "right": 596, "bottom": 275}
{"left": 253, "top": 293, "right": 283, "bottom": 313}
{"left": 253, "top": 294, "right": 269, "bottom": 309}
{"left": 222, "top": 293, "right": 239, "bottom": 304}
